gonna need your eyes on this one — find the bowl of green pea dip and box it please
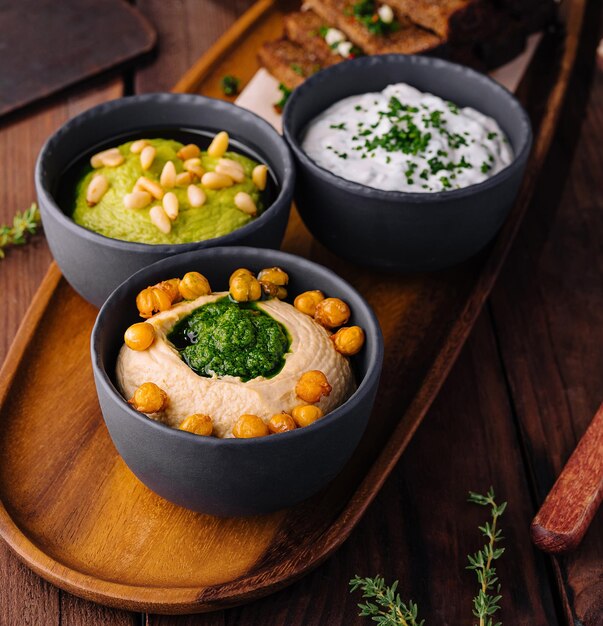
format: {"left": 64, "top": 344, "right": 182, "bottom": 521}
{"left": 72, "top": 137, "right": 266, "bottom": 245}
{"left": 35, "top": 94, "right": 295, "bottom": 307}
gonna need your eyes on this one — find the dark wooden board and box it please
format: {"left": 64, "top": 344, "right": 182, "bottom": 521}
{"left": 490, "top": 2, "right": 603, "bottom": 618}
{"left": 0, "top": 0, "right": 591, "bottom": 617}
{"left": 0, "top": 0, "right": 156, "bottom": 118}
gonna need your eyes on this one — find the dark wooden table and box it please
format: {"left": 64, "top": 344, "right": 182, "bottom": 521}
{"left": 1, "top": 2, "right": 602, "bottom": 624}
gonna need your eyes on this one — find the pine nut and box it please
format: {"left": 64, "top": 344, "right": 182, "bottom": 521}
{"left": 177, "top": 144, "right": 200, "bottom": 160}
{"left": 187, "top": 185, "right": 206, "bottom": 208}
{"left": 103, "top": 151, "right": 125, "bottom": 167}
{"left": 140, "top": 145, "right": 156, "bottom": 171}
{"left": 149, "top": 205, "right": 172, "bottom": 234}
{"left": 215, "top": 158, "right": 245, "bottom": 183}
{"left": 252, "top": 164, "right": 268, "bottom": 191}
{"left": 183, "top": 158, "right": 205, "bottom": 179}
{"left": 160, "top": 160, "right": 177, "bottom": 188}
{"left": 207, "top": 131, "right": 229, "bottom": 158}
{"left": 234, "top": 191, "right": 257, "bottom": 216}
{"left": 136, "top": 176, "right": 164, "bottom": 199}
{"left": 163, "top": 192, "right": 179, "bottom": 220}
{"left": 90, "top": 148, "right": 124, "bottom": 168}
{"left": 124, "top": 190, "right": 151, "bottom": 210}
{"left": 86, "top": 174, "right": 109, "bottom": 206}
{"left": 218, "top": 158, "right": 244, "bottom": 174}
{"left": 130, "top": 139, "right": 149, "bottom": 154}
{"left": 176, "top": 171, "right": 195, "bottom": 186}
{"left": 201, "top": 172, "right": 234, "bottom": 190}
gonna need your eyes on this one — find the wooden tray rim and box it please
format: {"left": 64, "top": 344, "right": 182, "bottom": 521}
{"left": 0, "top": 0, "right": 585, "bottom": 614}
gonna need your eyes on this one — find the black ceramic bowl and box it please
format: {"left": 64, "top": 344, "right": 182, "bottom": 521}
{"left": 91, "top": 246, "right": 383, "bottom": 517}
{"left": 36, "top": 94, "right": 295, "bottom": 307}
{"left": 283, "top": 54, "right": 532, "bottom": 271}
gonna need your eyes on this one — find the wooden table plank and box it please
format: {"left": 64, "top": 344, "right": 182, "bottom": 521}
{"left": 147, "top": 311, "right": 559, "bottom": 625}
{"left": 490, "top": 5, "right": 603, "bottom": 623}
{"left": 134, "top": 0, "right": 256, "bottom": 94}
{"left": 0, "top": 79, "right": 141, "bottom": 626}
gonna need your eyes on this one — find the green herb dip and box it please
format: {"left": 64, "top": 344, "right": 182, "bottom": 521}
{"left": 168, "top": 297, "right": 291, "bottom": 381}
{"left": 72, "top": 138, "right": 262, "bottom": 244}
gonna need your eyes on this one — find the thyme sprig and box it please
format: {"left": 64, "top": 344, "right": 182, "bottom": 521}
{"left": 0, "top": 203, "right": 41, "bottom": 259}
{"left": 467, "top": 488, "right": 507, "bottom": 626}
{"left": 350, "top": 576, "right": 424, "bottom": 626}
{"left": 350, "top": 488, "right": 507, "bottom": 626}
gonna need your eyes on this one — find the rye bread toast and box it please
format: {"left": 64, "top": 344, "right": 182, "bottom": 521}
{"left": 387, "top": 0, "right": 490, "bottom": 42}
{"left": 284, "top": 10, "right": 355, "bottom": 64}
{"left": 257, "top": 38, "right": 338, "bottom": 89}
{"left": 303, "top": 0, "right": 443, "bottom": 55}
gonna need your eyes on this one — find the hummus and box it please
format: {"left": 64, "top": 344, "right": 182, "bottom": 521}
{"left": 72, "top": 138, "right": 262, "bottom": 244}
{"left": 116, "top": 293, "right": 355, "bottom": 437}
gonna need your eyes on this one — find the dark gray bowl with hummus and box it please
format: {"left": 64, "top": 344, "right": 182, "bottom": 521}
{"left": 91, "top": 246, "right": 383, "bottom": 517}
{"left": 283, "top": 54, "right": 532, "bottom": 272}
{"left": 35, "top": 94, "right": 295, "bottom": 307}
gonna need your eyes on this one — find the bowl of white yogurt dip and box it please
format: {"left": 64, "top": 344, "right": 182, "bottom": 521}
{"left": 282, "top": 54, "right": 532, "bottom": 271}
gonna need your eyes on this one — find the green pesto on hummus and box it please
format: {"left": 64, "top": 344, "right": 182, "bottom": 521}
{"left": 72, "top": 138, "right": 263, "bottom": 245}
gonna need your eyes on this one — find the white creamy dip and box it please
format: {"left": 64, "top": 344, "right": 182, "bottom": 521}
{"left": 301, "top": 83, "right": 513, "bottom": 193}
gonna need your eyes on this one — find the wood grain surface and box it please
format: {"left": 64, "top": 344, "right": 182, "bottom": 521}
{"left": 0, "top": 0, "right": 601, "bottom": 624}
{"left": 0, "top": 0, "right": 586, "bottom": 614}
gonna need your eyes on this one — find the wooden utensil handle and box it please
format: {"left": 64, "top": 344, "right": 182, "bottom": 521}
{"left": 531, "top": 403, "right": 603, "bottom": 553}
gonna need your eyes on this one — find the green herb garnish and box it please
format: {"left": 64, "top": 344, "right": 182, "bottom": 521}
{"left": 0, "top": 203, "right": 41, "bottom": 259}
{"left": 290, "top": 63, "right": 305, "bottom": 77}
{"left": 447, "top": 101, "right": 460, "bottom": 114}
{"left": 274, "top": 83, "right": 292, "bottom": 112}
{"left": 467, "top": 488, "right": 507, "bottom": 626}
{"left": 220, "top": 74, "right": 240, "bottom": 96}
{"left": 351, "top": 0, "right": 399, "bottom": 35}
{"left": 350, "top": 488, "right": 507, "bottom": 626}
{"left": 350, "top": 576, "right": 424, "bottom": 626}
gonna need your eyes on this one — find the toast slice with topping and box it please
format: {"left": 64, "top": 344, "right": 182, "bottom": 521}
{"left": 257, "top": 38, "right": 338, "bottom": 90}
{"left": 386, "top": 0, "right": 485, "bottom": 41}
{"left": 303, "top": 0, "right": 444, "bottom": 55}
{"left": 284, "top": 10, "right": 362, "bottom": 63}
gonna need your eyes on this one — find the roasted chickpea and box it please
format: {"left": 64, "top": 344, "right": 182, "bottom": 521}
{"left": 230, "top": 273, "right": 262, "bottom": 302}
{"left": 294, "top": 290, "right": 325, "bottom": 316}
{"left": 314, "top": 297, "right": 351, "bottom": 329}
{"left": 124, "top": 322, "right": 155, "bottom": 351}
{"left": 136, "top": 286, "right": 172, "bottom": 318}
{"left": 268, "top": 413, "right": 297, "bottom": 434}
{"left": 295, "top": 370, "right": 332, "bottom": 404}
{"left": 229, "top": 267, "right": 254, "bottom": 284}
{"left": 129, "top": 382, "right": 168, "bottom": 413}
{"left": 291, "top": 405, "right": 324, "bottom": 428}
{"left": 260, "top": 280, "right": 287, "bottom": 300}
{"left": 179, "top": 271, "right": 211, "bottom": 300}
{"left": 331, "top": 326, "right": 365, "bottom": 356}
{"left": 179, "top": 413, "right": 213, "bottom": 436}
{"left": 155, "top": 278, "right": 182, "bottom": 303}
{"left": 232, "top": 414, "right": 270, "bottom": 438}
{"left": 259, "top": 279, "right": 279, "bottom": 298}
{"left": 258, "top": 266, "right": 289, "bottom": 287}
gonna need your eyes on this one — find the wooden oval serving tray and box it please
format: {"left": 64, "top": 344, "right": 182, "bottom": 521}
{"left": 0, "top": 0, "right": 585, "bottom": 614}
